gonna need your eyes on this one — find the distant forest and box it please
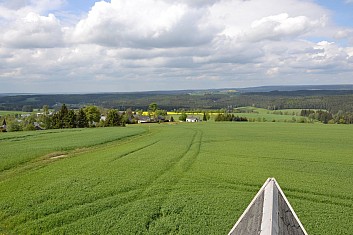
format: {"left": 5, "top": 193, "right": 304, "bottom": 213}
{"left": 1, "top": 89, "right": 353, "bottom": 114}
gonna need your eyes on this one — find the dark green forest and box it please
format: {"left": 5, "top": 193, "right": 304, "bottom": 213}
{"left": 1, "top": 90, "right": 353, "bottom": 113}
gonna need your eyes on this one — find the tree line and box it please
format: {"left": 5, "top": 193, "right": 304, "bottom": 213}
{"left": 300, "top": 109, "right": 353, "bottom": 124}
{"left": 1, "top": 103, "right": 173, "bottom": 132}
{"left": 2, "top": 90, "right": 353, "bottom": 114}
{"left": 3, "top": 104, "right": 133, "bottom": 132}
{"left": 215, "top": 113, "right": 248, "bottom": 122}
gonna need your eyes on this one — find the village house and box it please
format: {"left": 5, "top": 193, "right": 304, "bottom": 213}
{"left": 21, "top": 114, "right": 31, "bottom": 118}
{"left": 137, "top": 115, "right": 151, "bottom": 124}
{"left": 186, "top": 116, "right": 200, "bottom": 122}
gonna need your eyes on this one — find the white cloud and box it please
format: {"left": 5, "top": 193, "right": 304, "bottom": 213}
{"left": 1, "top": 12, "right": 64, "bottom": 48}
{"left": 0, "top": 0, "right": 27, "bottom": 10}
{"left": 1, "top": 0, "right": 353, "bottom": 92}
{"left": 71, "top": 0, "right": 219, "bottom": 48}
{"left": 0, "top": 0, "right": 65, "bottom": 12}
{"left": 266, "top": 67, "right": 280, "bottom": 76}
{"left": 209, "top": 0, "right": 329, "bottom": 37}
{"left": 245, "top": 13, "right": 324, "bottom": 41}
{"left": 30, "top": 0, "right": 66, "bottom": 13}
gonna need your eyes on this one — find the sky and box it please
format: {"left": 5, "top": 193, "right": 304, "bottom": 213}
{"left": 0, "top": 0, "right": 353, "bottom": 93}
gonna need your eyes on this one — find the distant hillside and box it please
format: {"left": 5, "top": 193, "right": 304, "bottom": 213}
{"left": 1, "top": 85, "right": 353, "bottom": 113}
{"left": 1, "top": 84, "right": 353, "bottom": 97}
{"left": 233, "top": 84, "right": 353, "bottom": 93}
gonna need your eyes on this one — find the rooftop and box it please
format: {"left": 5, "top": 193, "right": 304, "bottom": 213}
{"left": 228, "top": 178, "right": 308, "bottom": 235}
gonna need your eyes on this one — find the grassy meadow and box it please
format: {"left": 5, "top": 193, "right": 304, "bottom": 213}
{"left": 0, "top": 122, "right": 352, "bottom": 234}
{"left": 0, "top": 111, "right": 25, "bottom": 116}
{"left": 167, "top": 107, "right": 306, "bottom": 122}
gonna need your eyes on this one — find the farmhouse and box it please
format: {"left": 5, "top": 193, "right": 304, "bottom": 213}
{"left": 137, "top": 115, "right": 151, "bottom": 123}
{"left": 228, "top": 178, "right": 308, "bottom": 235}
{"left": 155, "top": 115, "right": 166, "bottom": 122}
{"left": 186, "top": 116, "right": 200, "bottom": 122}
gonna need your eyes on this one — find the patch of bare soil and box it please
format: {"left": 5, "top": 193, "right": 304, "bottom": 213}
{"left": 45, "top": 152, "right": 68, "bottom": 159}
{"left": 50, "top": 154, "right": 67, "bottom": 159}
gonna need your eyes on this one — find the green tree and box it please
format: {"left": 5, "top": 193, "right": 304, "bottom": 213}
{"left": 84, "top": 106, "right": 101, "bottom": 126}
{"left": 7, "top": 121, "right": 22, "bottom": 132}
{"left": 49, "top": 104, "right": 70, "bottom": 129}
{"left": 77, "top": 108, "right": 89, "bottom": 128}
{"left": 148, "top": 103, "right": 158, "bottom": 113}
{"left": 179, "top": 113, "right": 187, "bottom": 121}
{"left": 58, "top": 104, "right": 69, "bottom": 128}
{"left": 206, "top": 112, "right": 211, "bottom": 120}
{"left": 155, "top": 109, "right": 167, "bottom": 117}
{"left": 50, "top": 113, "right": 61, "bottom": 129}
{"left": 136, "top": 109, "right": 144, "bottom": 116}
{"left": 105, "top": 109, "right": 121, "bottom": 127}
{"left": 22, "top": 114, "right": 36, "bottom": 131}
{"left": 148, "top": 103, "right": 158, "bottom": 120}
{"left": 203, "top": 112, "right": 207, "bottom": 121}
{"left": 41, "top": 115, "right": 52, "bottom": 129}
{"left": 67, "top": 110, "right": 77, "bottom": 128}
{"left": 124, "top": 108, "right": 135, "bottom": 124}
{"left": 43, "top": 105, "right": 49, "bottom": 115}
{"left": 22, "top": 105, "right": 33, "bottom": 112}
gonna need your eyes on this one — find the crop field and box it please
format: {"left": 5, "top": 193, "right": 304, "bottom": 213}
{"left": 0, "top": 127, "right": 146, "bottom": 173}
{"left": 232, "top": 107, "right": 304, "bottom": 122}
{"left": 0, "top": 111, "right": 26, "bottom": 116}
{"left": 167, "top": 107, "right": 305, "bottom": 122}
{"left": 0, "top": 122, "right": 352, "bottom": 234}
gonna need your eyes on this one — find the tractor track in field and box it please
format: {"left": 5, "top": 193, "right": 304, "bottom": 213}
{"left": 180, "top": 129, "right": 203, "bottom": 172}
{"left": 255, "top": 155, "right": 353, "bottom": 166}
{"left": 223, "top": 178, "right": 353, "bottom": 209}
{"left": 110, "top": 140, "right": 160, "bottom": 162}
{"left": 0, "top": 131, "right": 148, "bottom": 182}
{"left": 283, "top": 188, "right": 353, "bottom": 208}
{"left": 13, "top": 127, "right": 203, "bottom": 233}
{"left": 53, "top": 128, "right": 203, "bottom": 233}
{"left": 143, "top": 127, "right": 203, "bottom": 231}
{"left": 202, "top": 176, "right": 353, "bottom": 209}
{"left": 287, "top": 193, "right": 353, "bottom": 208}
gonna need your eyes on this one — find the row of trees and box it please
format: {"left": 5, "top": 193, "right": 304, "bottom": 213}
{"left": 300, "top": 109, "right": 353, "bottom": 124}
{"left": 48, "top": 104, "right": 132, "bottom": 129}
{"left": 215, "top": 113, "right": 248, "bottom": 122}
{"left": 4, "top": 104, "right": 132, "bottom": 132}
{"left": 2, "top": 90, "right": 353, "bottom": 114}
{"left": 2, "top": 103, "right": 173, "bottom": 132}
{"left": 178, "top": 112, "right": 210, "bottom": 121}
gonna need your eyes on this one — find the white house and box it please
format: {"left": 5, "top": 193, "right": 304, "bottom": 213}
{"left": 186, "top": 116, "right": 200, "bottom": 122}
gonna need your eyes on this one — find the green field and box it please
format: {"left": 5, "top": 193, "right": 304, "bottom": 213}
{"left": 168, "top": 107, "right": 306, "bottom": 122}
{"left": 0, "top": 123, "right": 352, "bottom": 234}
{"left": 232, "top": 107, "right": 304, "bottom": 122}
{"left": 0, "top": 111, "right": 25, "bottom": 116}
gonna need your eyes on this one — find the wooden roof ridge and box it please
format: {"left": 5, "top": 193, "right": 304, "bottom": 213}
{"left": 228, "top": 178, "right": 308, "bottom": 235}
